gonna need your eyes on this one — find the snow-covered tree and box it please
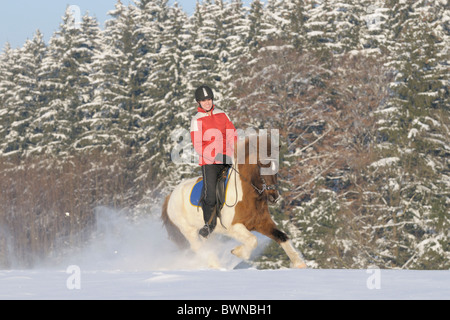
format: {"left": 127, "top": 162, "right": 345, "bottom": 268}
{"left": 184, "top": 1, "right": 222, "bottom": 95}
{"left": 0, "top": 44, "right": 21, "bottom": 155}
{"left": 135, "top": 0, "right": 192, "bottom": 193}
{"left": 358, "top": 0, "right": 391, "bottom": 55}
{"left": 33, "top": 9, "right": 101, "bottom": 154}
{"left": 0, "top": 0, "right": 448, "bottom": 269}
{"left": 304, "top": 0, "right": 362, "bottom": 54}
{"left": 246, "top": 0, "right": 265, "bottom": 50}
{"left": 366, "top": 0, "right": 450, "bottom": 269}
{"left": 0, "top": 32, "right": 47, "bottom": 156}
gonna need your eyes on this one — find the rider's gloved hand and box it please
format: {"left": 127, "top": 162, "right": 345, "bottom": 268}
{"left": 215, "top": 153, "right": 232, "bottom": 166}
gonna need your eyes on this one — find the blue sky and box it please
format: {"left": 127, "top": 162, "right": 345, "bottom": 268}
{"left": 1, "top": 0, "right": 258, "bottom": 50}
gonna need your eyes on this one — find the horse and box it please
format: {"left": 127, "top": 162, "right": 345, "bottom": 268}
{"left": 161, "top": 134, "right": 307, "bottom": 269}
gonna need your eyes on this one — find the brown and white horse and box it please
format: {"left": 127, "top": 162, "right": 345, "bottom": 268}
{"left": 161, "top": 135, "right": 307, "bottom": 269}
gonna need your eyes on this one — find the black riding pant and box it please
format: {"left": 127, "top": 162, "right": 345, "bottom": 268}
{"left": 201, "top": 164, "right": 227, "bottom": 225}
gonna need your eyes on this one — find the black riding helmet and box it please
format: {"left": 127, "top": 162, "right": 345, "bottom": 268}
{"left": 195, "top": 85, "right": 214, "bottom": 102}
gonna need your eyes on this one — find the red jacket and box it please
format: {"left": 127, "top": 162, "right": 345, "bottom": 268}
{"left": 190, "top": 106, "right": 237, "bottom": 166}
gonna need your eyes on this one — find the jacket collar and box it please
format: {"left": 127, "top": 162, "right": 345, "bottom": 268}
{"left": 197, "top": 105, "right": 215, "bottom": 114}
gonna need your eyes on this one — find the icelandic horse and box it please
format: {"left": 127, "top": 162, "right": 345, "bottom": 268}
{"left": 161, "top": 134, "right": 307, "bottom": 269}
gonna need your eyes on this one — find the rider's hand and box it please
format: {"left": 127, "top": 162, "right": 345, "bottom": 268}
{"left": 215, "top": 153, "right": 232, "bottom": 165}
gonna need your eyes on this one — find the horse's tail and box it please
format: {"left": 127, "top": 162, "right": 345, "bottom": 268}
{"left": 161, "top": 194, "right": 189, "bottom": 249}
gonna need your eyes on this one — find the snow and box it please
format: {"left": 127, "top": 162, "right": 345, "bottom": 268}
{"left": 408, "top": 128, "right": 420, "bottom": 139}
{"left": 374, "top": 106, "right": 398, "bottom": 114}
{"left": 0, "top": 210, "right": 448, "bottom": 300}
{"left": 369, "top": 157, "right": 400, "bottom": 168}
{"left": 0, "top": 268, "right": 448, "bottom": 300}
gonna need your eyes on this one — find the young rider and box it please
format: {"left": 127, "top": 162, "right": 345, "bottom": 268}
{"left": 190, "top": 85, "right": 237, "bottom": 238}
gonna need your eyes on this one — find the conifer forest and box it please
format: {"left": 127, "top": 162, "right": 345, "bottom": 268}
{"left": 0, "top": 0, "right": 448, "bottom": 269}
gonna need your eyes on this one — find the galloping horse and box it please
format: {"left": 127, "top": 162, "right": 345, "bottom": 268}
{"left": 161, "top": 134, "right": 307, "bottom": 269}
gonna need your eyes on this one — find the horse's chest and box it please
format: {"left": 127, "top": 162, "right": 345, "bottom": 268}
{"left": 233, "top": 199, "right": 266, "bottom": 228}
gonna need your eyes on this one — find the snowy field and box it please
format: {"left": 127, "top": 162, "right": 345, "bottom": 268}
{"left": 1, "top": 209, "right": 448, "bottom": 300}
{"left": 0, "top": 268, "right": 449, "bottom": 300}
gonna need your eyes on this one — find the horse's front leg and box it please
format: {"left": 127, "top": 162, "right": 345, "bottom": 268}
{"left": 256, "top": 217, "right": 307, "bottom": 269}
{"left": 279, "top": 239, "right": 307, "bottom": 269}
{"left": 227, "top": 223, "right": 258, "bottom": 261}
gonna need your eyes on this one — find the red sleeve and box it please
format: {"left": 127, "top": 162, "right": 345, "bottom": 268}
{"left": 190, "top": 117, "right": 204, "bottom": 157}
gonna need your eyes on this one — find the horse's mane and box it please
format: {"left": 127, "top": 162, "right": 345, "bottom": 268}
{"left": 234, "top": 133, "right": 273, "bottom": 165}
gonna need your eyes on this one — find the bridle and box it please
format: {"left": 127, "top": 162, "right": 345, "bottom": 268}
{"left": 225, "top": 162, "right": 279, "bottom": 207}
{"left": 251, "top": 174, "right": 278, "bottom": 195}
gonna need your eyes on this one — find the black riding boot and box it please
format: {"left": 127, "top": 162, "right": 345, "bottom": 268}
{"left": 199, "top": 204, "right": 217, "bottom": 238}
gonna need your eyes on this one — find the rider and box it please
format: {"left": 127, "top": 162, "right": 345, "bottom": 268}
{"left": 190, "top": 85, "right": 237, "bottom": 238}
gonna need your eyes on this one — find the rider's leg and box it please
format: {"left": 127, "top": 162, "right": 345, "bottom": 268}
{"left": 199, "top": 164, "right": 223, "bottom": 237}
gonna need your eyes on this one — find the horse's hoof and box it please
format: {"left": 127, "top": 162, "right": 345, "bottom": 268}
{"left": 231, "top": 245, "right": 250, "bottom": 260}
{"left": 291, "top": 261, "right": 307, "bottom": 269}
{"left": 231, "top": 247, "right": 241, "bottom": 258}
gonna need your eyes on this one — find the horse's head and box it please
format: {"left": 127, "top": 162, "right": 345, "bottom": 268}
{"left": 255, "top": 158, "right": 280, "bottom": 204}
{"left": 237, "top": 134, "right": 280, "bottom": 204}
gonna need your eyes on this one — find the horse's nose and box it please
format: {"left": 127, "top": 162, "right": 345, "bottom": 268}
{"left": 270, "top": 192, "right": 280, "bottom": 204}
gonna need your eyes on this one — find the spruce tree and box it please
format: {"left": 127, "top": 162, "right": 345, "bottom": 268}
{"left": 136, "top": 0, "right": 192, "bottom": 193}
{"left": 247, "top": 0, "right": 266, "bottom": 50}
{"left": 71, "top": 14, "right": 103, "bottom": 150}
{"left": 33, "top": 8, "right": 101, "bottom": 154}
{"left": 11, "top": 32, "right": 47, "bottom": 156}
{"left": 304, "top": 0, "right": 362, "bottom": 54}
{"left": 184, "top": 0, "right": 224, "bottom": 96}
{"left": 78, "top": 0, "right": 131, "bottom": 152}
{"left": 0, "top": 44, "right": 21, "bottom": 155}
{"left": 358, "top": 0, "right": 391, "bottom": 55}
{"left": 0, "top": 32, "right": 47, "bottom": 156}
{"left": 367, "top": 0, "right": 450, "bottom": 269}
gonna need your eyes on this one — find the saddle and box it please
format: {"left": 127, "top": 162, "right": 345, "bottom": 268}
{"left": 190, "top": 167, "right": 231, "bottom": 221}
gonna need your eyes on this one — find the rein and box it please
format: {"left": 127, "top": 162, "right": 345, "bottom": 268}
{"left": 225, "top": 164, "right": 278, "bottom": 207}
{"left": 199, "top": 153, "right": 278, "bottom": 208}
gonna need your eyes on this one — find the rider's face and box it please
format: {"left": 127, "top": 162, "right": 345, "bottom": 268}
{"left": 199, "top": 98, "right": 213, "bottom": 111}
